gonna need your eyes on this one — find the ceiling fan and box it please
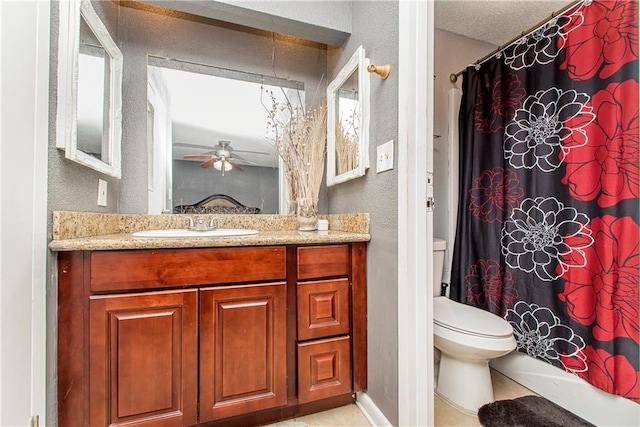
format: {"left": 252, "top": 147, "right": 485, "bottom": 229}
{"left": 179, "top": 140, "right": 265, "bottom": 175}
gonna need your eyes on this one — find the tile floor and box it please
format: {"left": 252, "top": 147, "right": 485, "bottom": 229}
{"left": 265, "top": 403, "right": 372, "bottom": 427}
{"left": 434, "top": 369, "right": 537, "bottom": 426}
{"left": 264, "top": 369, "right": 537, "bottom": 426}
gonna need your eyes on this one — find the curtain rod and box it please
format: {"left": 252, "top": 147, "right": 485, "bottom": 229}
{"left": 449, "top": 0, "right": 583, "bottom": 83}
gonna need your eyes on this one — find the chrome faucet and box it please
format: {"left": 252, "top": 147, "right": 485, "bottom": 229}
{"left": 188, "top": 216, "right": 217, "bottom": 231}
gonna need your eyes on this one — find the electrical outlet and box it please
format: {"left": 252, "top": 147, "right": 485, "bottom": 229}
{"left": 376, "top": 140, "right": 394, "bottom": 173}
{"left": 97, "top": 179, "right": 108, "bottom": 206}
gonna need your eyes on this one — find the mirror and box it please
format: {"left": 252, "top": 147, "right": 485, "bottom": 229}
{"left": 56, "top": 0, "right": 123, "bottom": 178}
{"left": 326, "top": 45, "right": 369, "bottom": 186}
{"left": 146, "top": 58, "right": 304, "bottom": 214}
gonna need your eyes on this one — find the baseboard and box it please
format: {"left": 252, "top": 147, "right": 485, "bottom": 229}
{"left": 356, "top": 391, "right": 393, "bottom": 427}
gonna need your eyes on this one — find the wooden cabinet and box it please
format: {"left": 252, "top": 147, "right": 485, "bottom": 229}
{"left": 295, "top": 245, "right": 357, "bottom": 404}
{"left": 89, "top": 290, "right": 198, "bottom": 427}
{"left": 57, "top": 242, "right": 366, "bottom": 427}
{"left": 199, "top": 283, "right": 287, "bottom": 422}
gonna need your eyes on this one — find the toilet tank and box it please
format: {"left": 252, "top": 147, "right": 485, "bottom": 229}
{"left": 433, "top": 238, "right": 447, "bottom": 297}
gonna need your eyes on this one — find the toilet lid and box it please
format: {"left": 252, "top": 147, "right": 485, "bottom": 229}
{"left": 433, "top": 238, "right": 446, "bottom": 251}
{"left": 433, "top": 297, "right": 514, "bottom": 338}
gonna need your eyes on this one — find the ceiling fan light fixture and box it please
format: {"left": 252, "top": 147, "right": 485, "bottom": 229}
{"left": 213, "top": 159, "right": 233, "bottom": 172}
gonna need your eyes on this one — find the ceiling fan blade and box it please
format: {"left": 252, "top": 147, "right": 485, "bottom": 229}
{"left": 230, "top": 153, "right": 258, "bottom": 165}
{"left": 234, "top": 149, "right": 272, "bottom": 156}
{"left": 200, "top": 158, "right": 217, "bottom": 169}
{"left": 183, "top": 154, "right": 216, "bottom": 159}
{"left": 228, "top": 160, "right": 244, "bottom": 172}
{"left": 175, "top": 142, "right": 222, "bottom": 151}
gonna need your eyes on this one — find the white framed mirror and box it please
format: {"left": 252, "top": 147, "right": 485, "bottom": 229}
{"left": 326, "top": 45, "right": 370, "bottom": 186}
{"left": 56, "top": 0, "right": 123, "bottom": 178}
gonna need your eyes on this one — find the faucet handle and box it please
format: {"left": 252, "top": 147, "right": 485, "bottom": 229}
{"left": 195, "top": 217, "right": 207, "bottom": 231}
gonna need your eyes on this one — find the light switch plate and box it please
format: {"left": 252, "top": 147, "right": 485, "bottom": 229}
{"left": 97, "top": 179, "right": 108, "bottom": 206}
{"left": 376, "top": 140, "right": 394, "bottom": 173}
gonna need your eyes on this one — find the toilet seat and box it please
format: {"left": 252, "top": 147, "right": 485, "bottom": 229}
{"left": 433, "top": 297, "right": 513, "bottom": 339}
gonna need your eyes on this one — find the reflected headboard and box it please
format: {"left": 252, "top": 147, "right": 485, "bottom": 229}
{"left": 174, "top": 194, "right": 261, "bottom": 214}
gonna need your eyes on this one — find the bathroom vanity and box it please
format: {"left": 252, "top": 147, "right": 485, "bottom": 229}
{"left": 52, "top": 212, "right": 369, "bottom": 427}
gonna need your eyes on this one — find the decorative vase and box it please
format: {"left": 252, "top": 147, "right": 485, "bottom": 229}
{"left": 296, "top": 198, "right": 318, "bottom": 231}
{"left": 287, "top": 199, "right": 297, "bottom": 215}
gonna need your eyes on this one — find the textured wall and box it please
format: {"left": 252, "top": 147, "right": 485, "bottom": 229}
{"left": 327, "top": 1, "right": 400, "bottom": 423}
{"left": 172, "top": 160, "right": 279, "bottom": 214}
{"left": 117, "top": 2, "right": 327, "bottom": 213}
{"left": 432, "top": 29, "right": 496, "bottom": 281}
{"left": 48, "top": 0, "right": 121, "bottom": 217}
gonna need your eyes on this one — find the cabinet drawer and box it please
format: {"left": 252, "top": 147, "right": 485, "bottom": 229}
{"left": 297, "top": 279, "right": 350, "bottom": 341}
{"left": 297, "top": 336, "right": 351, "bottom": 404}
{"left": 90, "top": 246, "right": 286, "bottom": 292}
{"left": 297, "top": 245, "right": 349, "bottom": 280}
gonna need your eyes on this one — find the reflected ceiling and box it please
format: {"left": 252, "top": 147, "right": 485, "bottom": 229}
{"left": 159, "top": 67, "right": 281, "bottom": 167}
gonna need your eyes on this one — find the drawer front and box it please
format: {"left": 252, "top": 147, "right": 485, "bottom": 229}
{"left": 297, "top": 245, "right": 350, "bottom": 280}
{"left": 90, "top": 246, "right": 286, "bottom": 293}
{"left": 297, "top": 336, "right": 351, "bottom": 404}
{"left": 297, "top": 279, "right": 350, "bottom": 341}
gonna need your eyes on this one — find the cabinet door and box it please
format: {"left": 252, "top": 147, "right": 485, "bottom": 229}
{"left": 200, "top": 283, "right": 287, "bottom": 422}
{"left": 89, "top": 290, "right": 198, "bottom": 427}
{"left": 298, "top": 336, "right": 351, "bottom": 404}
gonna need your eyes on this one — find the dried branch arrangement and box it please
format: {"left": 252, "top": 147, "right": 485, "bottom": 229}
{"left": 264, "top": 89, "right": 327, "bottom": 214}
{"left": 335, "top": 121, "right": 358, "bottom": 175}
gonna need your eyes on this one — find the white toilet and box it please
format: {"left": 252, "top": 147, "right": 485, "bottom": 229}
{"left": 432, "top": 238, "right": 516, "bottom": 414}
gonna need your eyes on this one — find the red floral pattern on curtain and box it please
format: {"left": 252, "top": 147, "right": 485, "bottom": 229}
{"left": 474, "top": 74, "right": 526, "bottom": 133}
{"left": 452, "top": 0, "right": 639, "bottom": 402}
{"left": 560, "top": 0, "right": 639, "bottom": 80}
{"left": 465, "top": 259, "right": 518, "bottom": 316}
{"left": 562, "top": 346, "right": 640, "bottom": 402}
{"left": 561, "top": 79, "right": 639, "bottom": 207}
{"left": 559, "top": 215, "right": 639, "bottom": 344}
{"left": 469, "top": 168, "right": 524, "bottom": 223}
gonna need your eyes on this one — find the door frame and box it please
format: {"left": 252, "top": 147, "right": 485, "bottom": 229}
{"left": 398, "top": 1, "right": 434, "bottom": 426}
{"left": 0, "top": 0, "right": 49, "bottom": 424}
{"left": 147, "top": 75, "right": 172, "bottom": 213}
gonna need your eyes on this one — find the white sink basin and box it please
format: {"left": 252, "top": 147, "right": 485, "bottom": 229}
{"left": 133, "top": 228, "right": 259, "bottom": 238}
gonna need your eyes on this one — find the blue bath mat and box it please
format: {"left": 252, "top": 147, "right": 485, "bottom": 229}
{"left": 478, "top": 395, "right": 595, "bottom": 427}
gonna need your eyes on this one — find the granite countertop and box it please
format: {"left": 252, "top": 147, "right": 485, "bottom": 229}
{"left": 49, "top": 230, "right": 370, "bottom": 251}
{"left": 49, "top": 211, "right": 370, "bottom": 251}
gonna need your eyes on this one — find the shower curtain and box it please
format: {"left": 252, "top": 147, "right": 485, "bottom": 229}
{"left": 451, "top": 0, "right": 639, "bottom": 402}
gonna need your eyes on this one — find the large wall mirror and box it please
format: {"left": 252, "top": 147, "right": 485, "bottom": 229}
{"left": 326, "top": 45, "right": 370, "bottom": 186}
{"left": 56, "top": 0, "right": 123, "bottom": 178}
{"left": 146, "top": 58, "right": 303, "bottom": 214}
